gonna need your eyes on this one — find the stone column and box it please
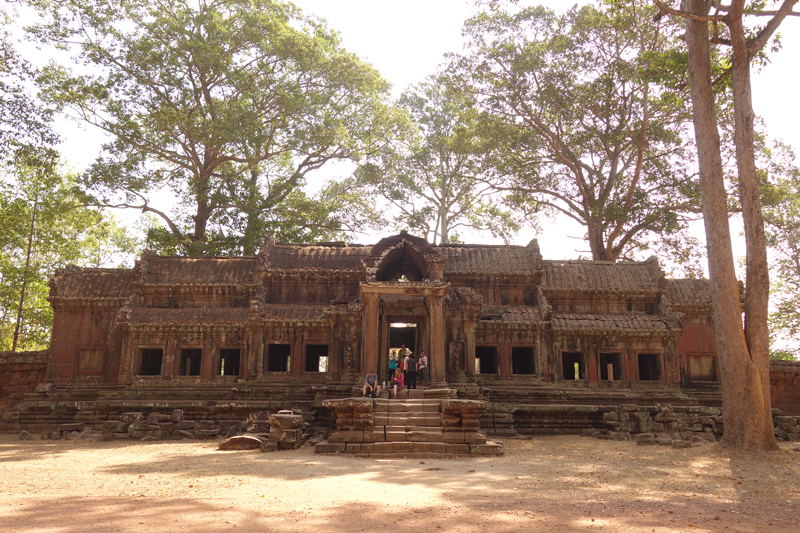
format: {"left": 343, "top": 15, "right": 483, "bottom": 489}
{"left": 362, "top": 292, "right": 380, "bottom": 375}
{"left": 428, "top": 295, "right": 446, "bottom": 386}
{"left": 464, "top": 321, "right": 477, "bottom": 381}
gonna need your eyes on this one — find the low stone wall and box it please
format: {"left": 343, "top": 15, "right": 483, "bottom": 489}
{"left": 0, "top": 351, "right": 47, "bottom": 416}
{"left": 770, "top": 360, "right": 800, "bottom": 415}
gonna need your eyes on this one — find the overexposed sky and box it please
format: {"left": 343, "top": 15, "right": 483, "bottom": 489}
{"left": 49, "top": 0, "right": 800, "bottom": 262}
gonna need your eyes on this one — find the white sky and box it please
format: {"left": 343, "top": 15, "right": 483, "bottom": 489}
{"left": 48, "top": 0, "right": 800, "bottom": 264}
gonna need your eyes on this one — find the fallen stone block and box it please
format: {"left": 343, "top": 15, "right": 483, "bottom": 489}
{"left": 146, "top": 413, "right": 172, "bottom": 425}
{"left": 58, "top": 423, "right": 85, "bottom": 433}
{"left": 172, "top": 430, "right": 194, "bottom": 439}
{"left": 19, "top": 431, "right": 33, "bottom": 440}
{"left": 195, "top": 428, "right": 221, "bottom": 438}
{"left": 103, "top": 421, "right": 129, "bottom": 433}
{"left": 195, "top": 420, "right": 217, "bottom": 430}
{"left": 174, "top": 420, "right": 196, "bottom": 431}
{"left": 114, "top": 433, "right": 132, "bottom": 440}
{"left": 247, "top": 422, "right": 271, "bottom": 433}
{"left": 119, "top": 413, "right": 143, "bottom": 424}
{"left": 218, "top": 435, "right": 264, "bottom": 450}
{"left": 270, "top": 413, "right": 303, "bottom": 429}
{"left": 671, "top": 440, "right": 692, "bottom": 449}
{"left": 49, "top": 431, "right": 62, "bottom": 440}
{"left": 636, "top": 433, "right": 656, "bottom": 446}
{"left": 171, "top": 409, "right": 184, "bottom": 422}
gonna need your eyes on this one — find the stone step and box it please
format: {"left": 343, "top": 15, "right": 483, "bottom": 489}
{"left": 315, "top": 440, "right": 503, "bottom": 456}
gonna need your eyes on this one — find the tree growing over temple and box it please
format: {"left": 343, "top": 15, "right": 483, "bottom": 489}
{"left": 33, "top": 0, "right": 407, "bottom": 255}
{"left": 354, "top": 75, "right": 520, "bottom": 245}
{"left": 654, "top": 0, "right": 798, "bottom": 450}
{"left": 449, "top": 1, "right": 709, "bottom": 262}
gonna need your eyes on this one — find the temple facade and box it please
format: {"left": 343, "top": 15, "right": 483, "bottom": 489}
{"left": 42, "top": 231, "right": 721, "bottom": 412}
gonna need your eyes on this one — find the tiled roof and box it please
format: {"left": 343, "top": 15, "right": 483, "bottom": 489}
{"left": 145, "top": 257, "right": 257, "bottom": 284}
{"left": 480, "top": 306, "right": 544, "bottom": 323}
{"left": 440, "top": 245, "right": 538, "bottom": 274}
{"left": 55, "top": 269, "right": 134, "bottom": 299}
{"left": 128, "top": 307, "right": 249, "bottom": 325}
{"left": 551, "top": 313, "right": 670, "bottom": 334}
{"left": 542, "top": 260, "right": 658, "bottom": 292}
{"left": 268, "top": 245, "right": 370, "bottom": 270}
{"left": 666, "top": 279, "right": 712, "bottom": 306}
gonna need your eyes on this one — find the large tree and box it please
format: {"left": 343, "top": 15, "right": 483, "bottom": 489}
{"left": 654, "top": 0, "right": 798, "bottom": 450}
{"left": 355, "top": 76, "right": 520, "bottom": 245}
{"left": 0, "top": 154, "right": 137, "bottom": 351}
{"left": 450, "top": 1, "right": 706, "bottom": 261}
{"left": 34, "top": 0, "right": 406, "bottom": 255}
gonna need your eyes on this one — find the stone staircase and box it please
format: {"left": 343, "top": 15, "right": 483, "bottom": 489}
{"left": 315, "top": 393, "right": 503, "bottom": 457}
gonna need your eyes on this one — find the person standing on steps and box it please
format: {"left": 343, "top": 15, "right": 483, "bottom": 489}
{"left": 418, "top": 350, "right": 428, "bottom": 389}
{"left": 404, "top": 351, "right": 417, "bottom": 390}
{"left": 387, "top": 349, "right": 398, "bottom": 382}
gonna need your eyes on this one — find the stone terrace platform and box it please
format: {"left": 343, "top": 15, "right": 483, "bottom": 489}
{"left": 316, "top": 391, "right": 503, "bottom": 457}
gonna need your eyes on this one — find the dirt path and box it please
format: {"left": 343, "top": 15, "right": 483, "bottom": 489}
{"left": 1, "top": 434, "right": 798, "bottom": 532}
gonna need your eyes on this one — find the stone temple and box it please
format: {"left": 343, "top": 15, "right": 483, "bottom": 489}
{"left": 11, "top": 231, "right": 732, "bottom": 432}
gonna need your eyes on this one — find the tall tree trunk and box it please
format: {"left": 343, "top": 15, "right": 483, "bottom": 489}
{"left": 12, "top": 194, "right": 38, "bottom": 352}
{"left": 683, "top": 0, "right": 777, "bottom": 450}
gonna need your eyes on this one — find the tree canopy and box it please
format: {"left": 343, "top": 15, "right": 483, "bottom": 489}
{"left": 34, "top": 0, "right": 407, "bottom": 255}
{"left": 449, "top": 1, "right": 709, "bottom": 261}
{"left": 354, "top": 76, "right": 520, "bottom": 245}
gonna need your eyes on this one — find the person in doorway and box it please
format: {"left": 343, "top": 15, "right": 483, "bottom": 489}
{"left": 389, "top": 368, "right": 404, "bottom": 399}
{"left": 398, "top": 344, "right": 409, "bottom": 373}
{"left": 387, "top": 350, "right": 398, "bottom": 382}
{"left": 363, "top": 370, "right": 381, "bottom": 397}
{"left": 418, "top": 350, "right": 428, "bottom": 389}
{"left": 404, "top": 351, "right": 417, "bottom": 390}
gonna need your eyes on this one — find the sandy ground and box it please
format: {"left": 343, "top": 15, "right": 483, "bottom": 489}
{"left": 0, "top": 434, "right": 798, "bottom": 533}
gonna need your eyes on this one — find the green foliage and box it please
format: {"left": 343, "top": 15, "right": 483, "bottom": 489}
{"left": 32, "top": 0, "right": 408, "bottom": 255}
{"left": 761, "top": 142, "right": 800, "bottom": 360}
{"left": 0, "top": 154, "right": 139, "bottom": 351}
{"left": 448, "top": 1, "right": 708, "bottom": 261}
{"left": 355, "top": 75, "right": 521, "bottom": 245}
{"left": 0, "top": 5, "right": 58, "bottom": 162}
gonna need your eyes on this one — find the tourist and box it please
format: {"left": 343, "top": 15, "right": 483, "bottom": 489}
{"left": 387, "top": 350, "right": 398, "bottom": 382}
{"left": 389, "top": 368, "right": 404, "bottom": 399}
{"left": 363, "top": 370, "right": 381, "bottom": 397}
{"left": 418, "top": 350, "right": 428, "bottom": 389}
{"left": 404, "top": 351, "right": 417, "bottom": 390}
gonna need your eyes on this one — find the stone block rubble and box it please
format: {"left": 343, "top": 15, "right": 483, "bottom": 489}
{"left": 316, "top": 392, "right": 503, "bottom": 457}
{"left": 582, "top": 404, "right": 800, "bottom": 447}
{"left": 20, "top": 408, "right": 317, "bottom": 449}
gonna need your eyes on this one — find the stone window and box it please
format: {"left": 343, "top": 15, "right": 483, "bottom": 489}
{"left": 475, "top": 346, "right": 498, "bottom": 374}
{"left": 598, "top": 352, "right": 622, "bottom": 381}
{"left": 180, "top": 348, "right": 202, "bottom": 376}
{"left": 562, "top": 352, "right": 584, "bottom": 380}
{"left": 78, "top": 347, "right": 104, "bottom": 376}
{"left": 637, "top": 353, "right": 662, "bottom": 381}
{"left": 512, "top": 347, "right": 534, "bottom": 375}
{"left": 267, "top": 344, "right": 291, "bottom": 372}
{"left": 688, "top": 354, "right": 717, "bottom": 382}
{"left": 219, "top": 348, "right": 241, "bottom": 377}
{"left": 305, "top": 344, "right": 329, "bottom": 372}
{"left": 139, "top": 348, "right": 163, "bottom": 376}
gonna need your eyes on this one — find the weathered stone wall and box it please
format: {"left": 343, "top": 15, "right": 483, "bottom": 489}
{"left": 0, "top": 351, "right": 47, "bottom": 415}
{"left": 770, "top": 360, "right": 800, "bottom": 416}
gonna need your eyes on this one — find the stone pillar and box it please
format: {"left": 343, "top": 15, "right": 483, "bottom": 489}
{"left": 465, "top": 321, "right": 477, "bottom": 381}
{"left": 362, "top": 292, "right": 380, "bottom": 375}
{"left": 428, "top": 295, "right": 446, "bottom": 386}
